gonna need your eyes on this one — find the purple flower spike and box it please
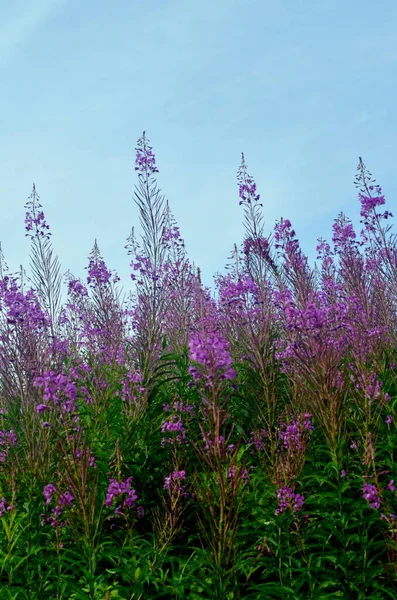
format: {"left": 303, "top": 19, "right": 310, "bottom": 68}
{"left": 134, "top": 132, "right": 159, "bottom": 178}
{"left": 105, "top": 477, "right": 139, "bottom": 515}
{"left": 43, "top": 484, "right": 56, "bottom": 506}
{"left": 0, "top": 497, "right": 14, "bottom": 517}
{"left": 363, "top": 483, "right": 381, "bottom": 509}
{"left": 275, "top": 486, "right": 305, "bottom": 515}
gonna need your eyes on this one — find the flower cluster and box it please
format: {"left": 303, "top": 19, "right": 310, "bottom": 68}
{"left": 118, "top": 370, "right": 146, "bottom": 405}
{"left": 33, "top": 370, "right": 78, "bottom": 415}
{"left": 189, "top": 330, "right": 236, "bottom": 382}
{"left": 42, "top": 484, "right": 74, "bottom": 527}
{"left": 164, "top": 470, "right": 187, "bottom": 496}
{"left": 161, "top": 415, "right": 187, "bottom": 446}
{"left": 0, "top": 429, "right": 17, "bottom": 462}
{"left": 363, "top": 483, "right": 381, "bottom": 510}
{"left": 279, "top": 414, "right": 314, "bottom": 451}
{"left": 24, "top": 185, "right": 51, "bottom": 240}
{"left": 0, "top": 497, "right": 14, "bottom": 517}
{"left": 237, "top": 154, "right": 261, "bottom": 206}
{"left": 227, "top": 466, "right": 249, "bottom": 482}
{"left": 0, "top": 276, "right": 49, "bottom": 331}
{"left": 275, "top": 486, "right": 305, "bottom": 515}
{"left": 134, "top": 132, "right": 159, "bottom": 178}
{"left": 105, "top": 477, "right": 140, "bottom": 517}
{"left": 67, "top": 278, "right": 89, "bottom": 297}
{"left": 249, "top": 429, "right": 268, "bottom": 452}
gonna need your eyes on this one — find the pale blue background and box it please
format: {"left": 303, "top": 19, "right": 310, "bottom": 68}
{"left": 1, "top": 0, "right": 396, "bottom": 296}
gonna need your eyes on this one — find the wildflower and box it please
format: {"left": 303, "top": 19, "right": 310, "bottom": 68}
{"left": 359, "top": 192, "right": 386, "bottom": 220}
{"left": 164, "top": 470, "right": 186, "bottom": 490}
{"left": 227, "top": 467, "right": 236, "bottom": 479}
{"left": 161, "top": 415, "right": 186, "bottom": 446}
{"left": 249, "top": 429, "right": 268, "bottom": 452}
{"left": 134, "top": 131, "right": 159, "bottom": 178}
{"left": 58, "top": 491, "right": 74, "bottom": 507}
{"left": 43, "top": 484, "right": 56, "bottom": 505}
{"left": 189, "top": 330, "right": 236, "bottom": 382}
{"left": 341, "top": 470, "right": 347, "bottom": 477}
{"left": 363, "top": 483, "right": 381, "bottom": 509}
{"left": 0, "top": 497, "right": 14, "bottom": 517}
{"left": 105, "top": 477, "right": 138, "bottom": 514}
{"left": 24, "top": 185, "right": 51, "bottom": 240}
{"left": 386, "top": 415, "right": 393, "bottom": 425}
{"left": 275, "top": 486, "right": 305, "bottom": 515}
{"left": 387, "top": 480, "right": 396, "bottom": 492}
{"left": 279, "top": 419, "right": 303, "bottom": 451}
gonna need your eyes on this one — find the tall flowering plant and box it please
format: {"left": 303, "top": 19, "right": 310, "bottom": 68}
{"left": 24, "top": 184, "right": 62, "bottom": 339}
{"left": 236, "top": 152, "right": 279, "bottom": 286}
{"left": 187, "top": 305, "right": 249, "bottom": 571}
{"left": 125, "top": 132, "right": 173, "bottom": 389}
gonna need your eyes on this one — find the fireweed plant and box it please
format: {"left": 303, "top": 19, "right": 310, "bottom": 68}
{"left": 0, "top": 135, "right": 395, "bottom": 598}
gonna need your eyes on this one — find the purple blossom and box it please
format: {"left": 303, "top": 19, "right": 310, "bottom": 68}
{"left": 332, "top": 214, "right": 357, "bottom": 251}
{"left": 58, "top": 491, "right": 74, "bottom": 507}
{"left": 33, "top": 371, "right": 77, "bottom": 414}
{"left": 275, "top": 486, "right": 305, "bottom": 515}
{"left": 189, "top": 330, "right": 236, "bottom": 382}
{"left": 237, "top": 153, "right": 261, "bottom": 206}
{"left": 363, "top": 483, "right": 381, "bottom": 509}
{"left": 0, "top": 430, "right": 17, "bottom": 448}
{"left": 105, "top": 477, "right": 138, "bottom": 514}
{"left": 227, "top": 467, "right": 249, "bottom": 482}
{"left": 24, "top": 185, "right": 51, "bottom": 240}
{"left": 172, "top": 401, "right": 195, "bottom": 415}
{"left": 303, "top": 414, "right": 314, "bottom": 431}
{"left": 249, "top": 429, "right": 268, "bottom": 452}
{"left": 87, "top": 257, "right": 112, "bottom": 287}
{"left": 227, "top": 466, "right": 236, "bottom": 479}
{"left": 161, "top": 415, "right": 186, "bottom": 446}
{"left": 134, "top": 132, "right": 159, "bottom": 178}
{"left": 0, "top": 277, "right": 49, "bottom": 330}
{"left": 359, "top": 193, "right": 386, "bottom": 219}
{"left": 67, "top": 278, "right": 89, "bottom": 297}
{"left": 164, "top": 470, "right": 186, "bottom": 491}
{"left": 0, "top": 429, "right": 18, "bottom": 462}
{"left": 43, "top": 484, "right": 57, "bottom": 506}
{"left": 0, "top": 497, "right": 14, "bottom": 518}
{"left": 41, "top": 486, "right": 75, "bottom": 528}
{"left": 279, "top": 420, "right": 303, "bottom": 451}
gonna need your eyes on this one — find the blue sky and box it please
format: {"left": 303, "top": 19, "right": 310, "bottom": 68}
{"left": 1, "top": 0, "right": 396, "bottom": 296}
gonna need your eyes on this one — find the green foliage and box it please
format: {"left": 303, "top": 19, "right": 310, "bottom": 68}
{"left": 0, "top": 341, "right": 397, "bottom": 597}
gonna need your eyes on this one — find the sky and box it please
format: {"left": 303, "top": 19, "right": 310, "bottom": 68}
{"left": 1, "top": 0, "right": 396, "bottom": 299}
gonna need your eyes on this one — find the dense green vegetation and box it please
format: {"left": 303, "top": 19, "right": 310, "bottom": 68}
{"left": 0, "top": 134, "right": 396, "bottom": 598}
